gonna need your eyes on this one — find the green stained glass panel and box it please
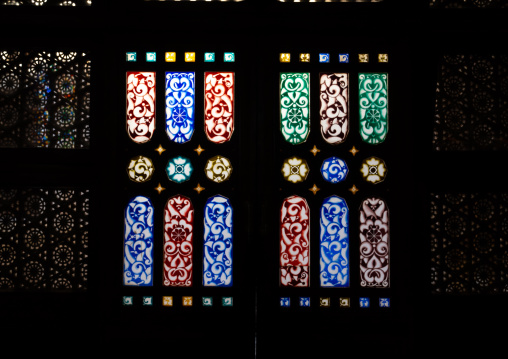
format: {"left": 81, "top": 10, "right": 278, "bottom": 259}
{"left": 280, "top": 73, "right": 310, "bottom": 145}
{"left": 359, "top": 73, "right": 388, "bottom": 144}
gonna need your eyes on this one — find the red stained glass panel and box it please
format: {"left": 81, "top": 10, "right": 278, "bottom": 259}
{"left": 126, "top": 72, "right": 156, "bottom": 144}
{"left": 280, "top": 195, "right": 310, "bottom": 287}
{"left": 163, "top": 195, "right": 194, "bottom": 287}
{"left": 204, "top": 72, "right": 234, "bottom": 143}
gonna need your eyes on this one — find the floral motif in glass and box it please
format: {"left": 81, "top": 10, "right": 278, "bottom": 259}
{"left": 281, "top": 156, "right": 309, "bottom": 183}
{"left": 204, "top": 72, "right": 234, "bottom": 144}
{"left": 320, "top": 73, "right": 348, "bottom": 144}
{"left": 280, "top": 73, "right": 310, "bottom": 145}
{"left": 280, "top": 195, "right": 310, "bottom": 287}
{"left": 127, "top": 155, "right": 154, "bottom": 183}
{"left": 165, "top": 72, "right": 195, "bottom": 143}
{"left": 166, "top": 156, "right": 193, "bottom": 183}
{"left": 205, "top": 155, "right": 233, "bottom": 183}
{"left": 124, "top": 196, "right": 154, "bottom": 286}
{"left": 359, "top": 197, "right": 389, "bottom": 287}
{"left": 360, "top": 156, "right": 387, "bottom": 184}
{"left": 203, "top": 195, "right": 233, "bottom": 286}
{"left": 359, "top": 73, "right": 388, "bottom": 144}
{"left": 163, "top": 195, "right": 193, "bottom": 286}
{"left": 320, "top": 196, "right": 349, "bottom": 287}
{"left": 126, "top": 72, "right": 155, "bottom": 144}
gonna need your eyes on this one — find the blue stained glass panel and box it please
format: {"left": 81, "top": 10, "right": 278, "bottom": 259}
{"left": 203, "top": 195, "right": 233, "bottom": 287}
{"left": 124, "top": 196, "right": 154, "bottom": 286}
{"left": 320, "top": 196, "right": 349, "bottom": 287}
{"left": 321, "top": 157, "right": 348, "bottom": 183}
{"left": 165, "top": 72, "right": 195, "bottom": 143}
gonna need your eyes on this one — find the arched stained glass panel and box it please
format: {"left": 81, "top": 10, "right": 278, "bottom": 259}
{"left": 163, "top": 195, "right": 193, "bottom": 287}
{"left": 280, "top": 73, "right": 310, "bottom": 145}
{"left": 204, "top": 72, "right": 234, "bottom": 144}
{"left": 320, "top": 73, "right": 349, "bottom": 145}
{"left": 359, "top": 197, "right": 389, "bottom": 287}
{"left": 280, "top": 195, "right": 310, "bottom": 287}
{"left": 126, "top": 72, "right": 156, "bottom": 144}
{"left": 124, "top": 196, "right": 154, "bottom": 286}
{"left": 320, "top": 196, "right": 349, "bottom": 287}
{"left": 359, "top": 73, "right": 388, "bottom": 144}
{"left": 165, "top": 71, "right": 195, "bottom": 144}
{"left": 203, "top": 195, "right": 233, "bottom": 287}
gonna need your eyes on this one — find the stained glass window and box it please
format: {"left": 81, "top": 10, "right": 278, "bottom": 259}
{"left": 203, "top": 195, "right": 233, "bottom": 287}
{"left": 124, "top": 196, "right": 154, "bottom": 286}
{"left": 320, "top": 73, "right": 348, "bottom": 144}
{"left": 320, "top": 196, "right": 349, "bottom": 287}
{"left": 280, "top": 73, "right": 310, "bottom": 145}
{"left": 431, "top": 193, "right": 508, "bottom": 294}
{"left": 359, "top": 73, "right": 388, "bottom": 144}
{"left": 204, "top": 72, "right": 234, "bottom": 144}
{"left": 0, "top": 51, "right": 90, "bottom": 148}
{"left": 164, "top": 195, "right": 193, "bottom": 287}
{"left": 126, "top": 71, "right": 156, "bottom": 144}
{"left": 359, "top": 197, "right": 389, "bottom": 287}
{"left": 280, "top": 195, "right": 310, "bottom": 287}
{"left": 433, "top": 54, "right": 508, "bottom": 151}
{"left": 0, "top": 188, "right": 89, "bottom": 291}
{"left": 166, "top": 71, "right": 195, "bottom": 144}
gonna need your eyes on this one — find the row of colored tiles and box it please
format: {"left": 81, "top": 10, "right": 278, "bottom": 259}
{"left": 122, "top": 295, "right": 391, "bottom": 308}
{"left": 126, "top": 52, "right": 389, "bottom": 63}
{"left": 128, "top": 154, "right": 387, "bottom": 185}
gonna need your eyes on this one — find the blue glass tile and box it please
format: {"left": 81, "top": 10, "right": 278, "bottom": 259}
{"left": 124, "top": 196, "right": 154, "bottom": 286}
{"left": 319, "top": 53, "right": 330, "bottom": 63}
{"left": 360, "top": 297, "right": 370, "bottom": 308}
{"left": 280, "top": 297, "right": 290, "bottom": 307}
{"left": 320, "top": 195, "right": 349, "bottom": 287}
{"left": 203, "top": 195, "right": 233, "bottom": 287}
{"left": 321, "top": 157, "right": 348, "bottom": 183}
{"left": 379, "top": 298, "right": 390, "bottom": 308}
{"left": 165, "top": 72, "right": 195, "bottom": 143}
{"left": 299, "top": 297, "right": 310, "bottom": 307}
{"left": 339, "top": 54, "right": 349, "bottom": 63}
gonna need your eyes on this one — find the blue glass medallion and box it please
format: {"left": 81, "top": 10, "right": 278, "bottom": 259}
{"left": 320, "top": 157, "right": 348, "bottom": 183}
{"left": 203, "top": 195, "right": 233, "bottom": 287}
{"left": 320, "top": 196, "right": 349, "bottom": 287}
{"left": 123, "top": 196, "right": 154, "bottom": 286}
{"left": 165, "top": 72, "right": 195, "bottom": 143}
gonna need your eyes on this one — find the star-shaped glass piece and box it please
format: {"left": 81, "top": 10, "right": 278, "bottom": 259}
{"left": 155, "top": 183, "right": 165, "bottom": 194}
{"left": 349, "top": 184, "right": 359, "bottom": 195}
{"left": 155, "top": 145, "right": 165, "bottom": 155}
{"left": 194, "top": 145, "right": 205, "bottom": 155}
{"left": 194, "top": 183, "right": 205, "bottom": 194}
{"left": 349, "top": 146, "right": 359, "bottom": 156}
{"left": 309, "top": 184, "right": 320, "bottom": 195}
{"left": 310, "top": 145, "right": 320, "bottom": 156}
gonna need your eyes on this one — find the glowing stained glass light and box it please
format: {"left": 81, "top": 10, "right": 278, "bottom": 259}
{"left": 166, "top": 156, "right": 193, "bottom": 183}
{"left": 204, "top": 72, "right": 234, "bottom": 144}
{"left": 163, "top": 195, "right": 193, "bottom": 287}
{"left": 320, "top": 73, "right": 348, "bottom": 144}
{"left": 165, "top": 72, "right": 195, "bottom": 143}
{"left": 280, "top": 73, "right": 310, "bottom": 145}
{"left": 281, "top": 156, "right": 309, "bottom": 183}
{"left": 280, "top": 195, "right": 310, "bottom": 287}
{"left": 205, "top": 155, "right": 233, "bottom": 183}
{"left": 359, "top": 73, "right": 388, "bottom": 144}
{"left": 203, "top": 195, "right": 233, "bottom": 287}
{"left": 124, "top": 196, "right": 154, "bottom": 286}
{"left": 361, "top": 156, "right": 387, "bottom": 184}
{"left": 321, "top": 156, "right": 348, "bottom": 183}
{"left": 359, "top": 197, "right": 389, "bottom": 287}
{"left": 126, "top": 72, "right": 155, "bottom": 144}
{"left": 320, "top": 196, "right": 349, "bottom": 287}
{"left": 127, "top": 155, "right": 154, "bottom": 183}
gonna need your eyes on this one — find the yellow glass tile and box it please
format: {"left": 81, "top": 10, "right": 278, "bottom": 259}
{"left": 185, "top": 52, "right": 195, "bottom": 62}
{"left": 162, "top": 296, "right": 173, "bottom": 307}
{"left": 359, "top": 54, "right": 369, "bottom": 63}
{"left": 378, "top": 53, "right": 388, "bottom": 63}
{"left": 280, "top": 53, "right": 291, "bottom": 63}
{"left": 182, "top": 296, "right": 193, "bottom": 306}
{"left": 299, "top": 53, "right": 310, "bottom": 62}
{"left": 165, "top": 52, "right": 176, "bottom": 62}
